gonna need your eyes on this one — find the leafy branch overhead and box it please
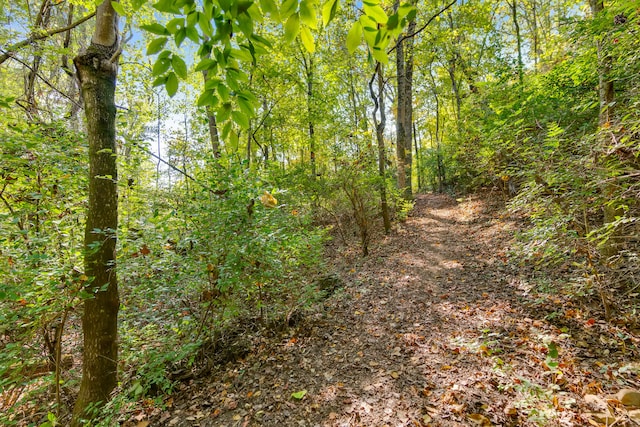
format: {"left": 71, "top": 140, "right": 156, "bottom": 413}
{"left": 131, "top": 0, "right": 415, "bottom": 137}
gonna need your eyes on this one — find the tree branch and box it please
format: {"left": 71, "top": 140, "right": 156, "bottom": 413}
{"left": 5, "top": 53, "right": 82, "bottom": 110}
{"left": 0, "top": 11, "right": 96, "bottom": 66}
{"left": 388, "top": 0, "right": 457, "bottom": 54}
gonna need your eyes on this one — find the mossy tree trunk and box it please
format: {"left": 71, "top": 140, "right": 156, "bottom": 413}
{"left": 71, "top": 1, "right": 120, "bottom": 425}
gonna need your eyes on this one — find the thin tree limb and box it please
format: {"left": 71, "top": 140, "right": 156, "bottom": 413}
{"left": 388, "top": 0, "right": 457, "bottom": 54}
{"left": 131, "top": 141, "right": 217, "bottom": 193}
{"left": 4, "top": 52, "right": 82, "bottom": 110}
{"left": 0, "top": 11, "right": 97, "bottom": 66}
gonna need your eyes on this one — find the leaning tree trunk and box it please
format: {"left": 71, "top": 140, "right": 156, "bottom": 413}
{"left": 71, "top": 1, "right": 120, "bottom": 425}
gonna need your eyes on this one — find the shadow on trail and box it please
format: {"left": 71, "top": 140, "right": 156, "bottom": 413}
{"left": 150, "top": 192, "right": 629, "bottom": 427}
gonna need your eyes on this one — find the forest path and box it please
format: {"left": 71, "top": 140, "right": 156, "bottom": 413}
{"left": 150, "top": 193, "right": 634, "bottom": 427}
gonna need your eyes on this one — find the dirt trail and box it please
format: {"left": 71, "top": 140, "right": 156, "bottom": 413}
{"left": 148, "top": 193, "right": 640, "bottom": 426}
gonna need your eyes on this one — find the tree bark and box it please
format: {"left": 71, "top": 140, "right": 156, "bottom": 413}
{"left": 369, "top": 63, "right": 391, "bottom": 234}
{"left": 589, "top": 0, "right": 620, "bottom": 257}
{"left": 394, "top": 0, "right": 415, "bottom": 199}
{"left": 507, "top": 0, "right": 524, "bottom": 86}
{"left": 71, "top": 1, "right": 120, "bottom": 425}
{"left": 303, "top": 54, "right": 316, "bottom": 178}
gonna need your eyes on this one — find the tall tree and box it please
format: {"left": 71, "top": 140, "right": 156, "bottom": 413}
{"left": 394, "top": 0, "right": 415, "bottom": 199}
{"left": 506, "top": 0, "right": 524, "bottom": 86}
{"left": 369, "top": 63, "right": 392, "bottom": 233}
{"left": 71, "top": 1, "right": 120, "bottom": 424}
{"left": 589, "top": 0, "right": 619, "bottom": 257}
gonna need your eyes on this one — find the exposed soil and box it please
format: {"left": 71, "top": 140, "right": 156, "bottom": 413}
{"left": 141, "top": 192, "right": 640, "bottom": 426}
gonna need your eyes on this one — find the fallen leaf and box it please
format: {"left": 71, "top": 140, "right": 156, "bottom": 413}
{"left": 291, "top": 390, "right": 307, "bottom": 400}
{"left": 584, "top": 394, "right": 608, "bottom": 411}
{"left": 467, "top": 413, "right": 492, "bottom": 426}
{"left": 616, "top": 389, "right": 640, "bottom": 407}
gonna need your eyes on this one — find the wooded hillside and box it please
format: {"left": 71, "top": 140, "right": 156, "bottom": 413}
{"left": 0, "top": 0, "right": 639, "bottom": 425}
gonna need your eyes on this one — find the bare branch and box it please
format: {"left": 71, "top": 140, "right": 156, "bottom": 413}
{"left": 388, "top": 0, "right": 457, "bottom": 54}
{"left": 0, "top": 11, "right": 97, "bottom": 66}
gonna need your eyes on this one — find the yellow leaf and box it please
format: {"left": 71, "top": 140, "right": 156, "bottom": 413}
{"left": 259, "top": 191, "right": 278, "bottom": 208}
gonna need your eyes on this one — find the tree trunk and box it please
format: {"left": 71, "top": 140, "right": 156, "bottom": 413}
{"left": 589, "top": 0, "right": 620, "bottom": 257}
{"left": 508, "top": 0, "right": 524, "bottom": 86}
{"left": 201, "top": 39, "right": 221, "bottom": 158}
{"left": 304, "top": 55, "right": 316, "bottom": 179}
{"left": 394, "top": 1, "right": 407, "bottom": 196}
{"left": 71, "top": 1, "right": 120, "bottom": 425}
{"left": 395, "top": 0, "right": 415, "bottom": 199}
{"left": 403, "top": 18, "right": 415, "bottom": 198}
{"left": 369, "top": 63, "right": 391, "bottom": 234}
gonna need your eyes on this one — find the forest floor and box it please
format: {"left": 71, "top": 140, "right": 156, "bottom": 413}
{"left": 144, "top": 192, "right": 640, "bottom": 427}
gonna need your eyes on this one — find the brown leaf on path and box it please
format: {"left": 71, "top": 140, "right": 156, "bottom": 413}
{"left": 467, "top": 413, "right": 492, "bottom": 426}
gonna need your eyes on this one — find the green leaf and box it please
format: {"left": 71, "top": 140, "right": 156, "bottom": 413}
{"left": 363, "top": 3, "right": 387, "bottom": 24}
{"left": 280, "top": 0, "right": 297, "bottom": 19}
{"left": 231, "top": 47, "right": 253, "bottom": 63}
{"left": 147, "top": 37, "right": 168, "bottom": 55}
{"left": 197, "top": 91, "right": 218, "bottom": 107}
{"left": 229, "top": 129, "right": 239, "bottom": 148}
{"left": 260, "top": 0, "right": 279, "bottom": 19}
{"left": 153, "top": 0, "right": 180, "bottom": 13}
{"left": 284, "top": 13, "right": 300, "bottom": 43}
{"left": 217, "top": 83, "right": 230, "bottom": 102}
{"left": 250, "top": 34, "right": 273, "bottom": 48}
{"left": 195, "top": 58, "right": 217, "bottom": 72}
{"left": 187, "top": 11, "right": 199, "bottom": 27}
{"left": 217, "top": 102, "right": 233, "bottom": 122}
{"left": 291, "top": 390, "right": 307, "bottom": 400}
{"left": 299, "top": 0, "right": 317, "bottom": 29}
{"left": 140, "top": 23, "right": 169, "bottom": 35}
{"left": 397, "top": 3, "right": 414, "bottom": 19}
{"left": 186, "top": 26, "right": 200, "bottom": 42}
{"left": 111, "top": 1, "right": 126, "bottom": 16}
{"left": 171, "top": 55, "right": 188, "bottom": 79}
{"left": 132, "top": 0, "right": 145, "bottom": 11}
{"left": 152, "top": 58, "right": 171, "bottom": 76}
{"left": 321, "top": 0, "right": 338, "bottom": 26}
{"left": 175, "top": 28, "right": 187, "bottom": 46}
{"left": 547, "top": 342, "right": 559, "bottom": 359}
{"left": 237, "top": 96, "right": 255, "bottom": 117}
{"left": 152, "top": 75, "right": 167, "bottom": 87}
{"left": 346, "top": 21, "right": 362, "bottom": 53}
{"left": 237, "top": 13, "right": 254, "bottom": 37}
{"left": 165, "top": 72, "right": 179, "bottom": 97}
{"left": 221, "top": 120, "right": 232, "bottom": 140}
{"left": 386, "top": 13, "right": 398, "bottom": 30}
{"left": 370, "top": 45, "right": 388, "bottom": 64}
{"left": 166, "top": 17, "right": 184, "bottom": 34}
{"left": 198, "top": 13, "right": 214, "bottom": 36}
{"left": 232, "top": 110, "right": 250, "bottom": 129}
{"left": 300, "top": 25, "right": 315, "bottom": 52}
